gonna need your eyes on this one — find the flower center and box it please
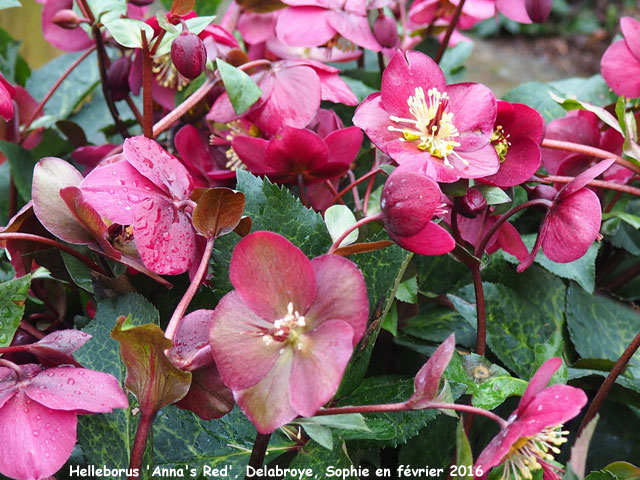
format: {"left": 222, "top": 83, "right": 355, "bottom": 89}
{"left": 261, "top": 302, "right": 307, "bottom": 353}
{"left": 325, "top": 34, "right": 357, "bottom": 52}
{"left": 211, "top": 121, "right": 260, "bottom": 171}
{"left": 491, "top": 125, "right": 511, "bottom": 162}
{"left": 387, "top": 87, "right": 462, "bottom": 168}
{"left": 152, "top": 53, "right": 189, "bottom": 90}
{"left": 500, "top": 425, "right": 569, "bottom": 480}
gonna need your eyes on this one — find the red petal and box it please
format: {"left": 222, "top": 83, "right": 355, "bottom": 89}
{"left": 391, "top": 221, "right": 456, "bottom": 255}
{"left": 517, "top": 357, "right": 562, "bottom": 413}
{"left": 42, "top": 0, "right": 93, "bottom": 52}
{"left": 601, "top": 40, "right": 640, "bottom": 98}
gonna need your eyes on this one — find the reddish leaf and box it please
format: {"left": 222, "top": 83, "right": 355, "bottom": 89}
{"left": 333, "top": 240, "right": 394, "bottom": 256}
{"left": 233, "top": 216, "right": 253, "bottom": 237}
{"left": 236, "top": 0, "right": 287, "bottom": 13}
{"left": 111, "top": 316, "right": 191, "bottom": 414}
{"left": 26, "top": 330, "right": 91, "bottom": 367}
{"left": 407, "top": 333, "right": 455, "bottom": 408}
{"left": 170, "top": 0, "right": 195, "bottom": 17}
{"left": 192, "top": 188, "right": 245, "bottom": 239}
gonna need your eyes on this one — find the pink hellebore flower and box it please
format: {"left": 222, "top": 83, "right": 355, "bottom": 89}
{"left": 0, "top": 363, "right": 128, "bottom": 480}
{"left": 381, "top": 165, "right": 455, "bottom": 255}
{"left": 276, "top": 0, "right": 383, "bottom": 52}
{"left": 0, "top": 72, "right": 15, "bottom": 122}
{"left": 79, "top": 136, "right": 200, "bottom": 275}
{"left": 232, "top": 125, "right": 363, "bottom": 183}
{"left": 601, "top": 17, "right": 640, "bottom": 98}
{"left": 475, "top": 357, "right": 587, "bottom": 480}
{"left": 409, "top": 0, "right": 495, "bottom": 30}
{"left": 457, "top": 209, "right": 529, "bottom": 261}
{"left": 353, "top": 50, "right": 499, "bottom": 183}
{"left": 518, "top": 158, "right": 615, "bottom": 271}
{"left": 209, "top": 231, "right": 369, "bottom": 433}
{"left": 482, "top": 101, "right": 544, "bottom": 187}
{"left": 41, "top": 0, "right": 93, "bottom": 52}
{"left": 496, "top": 0, "right": 553, "bottom": 24}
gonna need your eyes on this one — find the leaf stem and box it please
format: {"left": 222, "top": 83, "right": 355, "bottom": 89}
{"left": 327, "top": 213, "right": 383, "bottom": 254}
{"left": 141, "top": 30, "right": 153, "bottom": 139}
{"left": 539, "top": 175, "right": 640, "bottom": 197}
{"left": 247, "top": 433, "right": 272, "bottom": 476}
{"left": 164, "top": 238, "right": 215, "bottom": 341}
{"left": 128, "top": 410, "right": 156, "bottom": 479}
{"left": 0, "top": 233, "right": 109, "bottom": 276}
{"left": 470, "top": 264, "right": 486, "bottom": 355}
{"left": 326, "top": 168, "right": 383, "bottom": 209}
{"left": 434, "top": 0, "right": 467, "bottom": 63}
{"left": 578, "top": 330, "right": 640, "bottom": 434}
{"left": 0, "top": 358, "right": 22, "bottom": 376}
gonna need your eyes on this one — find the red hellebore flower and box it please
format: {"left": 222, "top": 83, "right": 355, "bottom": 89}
{"left": 231, "top": 125, "right": 363, "bottom": 183}
{"left": 209, "top": 231, "right": 369, "bottom": 433}
{"left": 518, "top": 158, "right": 615, "bottom": 271}
{"left": 381, "top": 164, "right": 455, "bottom": 255}
{"left": 0, "top": 363, "right": 128, "bottom": 480}
{"left": 601, "top": 17, "right": 640, "bottom": 98}
{"left": 475, "top": 357, "right": 587, "bottom": 480}
{"left": 353, "top": 50, "right": 499, "bottom": 183}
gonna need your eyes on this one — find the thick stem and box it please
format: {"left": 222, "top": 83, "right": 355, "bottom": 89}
{"left": 164, "top": 238, "right": 215, "bottom": 341}
{"left": 362, "top": 175, "right": 376, "bottom": 215}
{"left": 141, "top": 31, "right": 153, "bottom": 139}
{"left": 348, "top": 170, "right": 362, "bottom": 211}
{"left": 323, "top": 180, "right": 345, "bottom": 205}
{"left": 326, "top": 168, "right": 382, "bottom": 209}
{"left": 470, "top": 265, "right": 486, "bottom": 356}
{"left": 317, "top": 401, "right": 507, "bottom": 427}
{"left": 247, "top": 433, "right": 272, "bottom": 477}
{"left": 327, "top": 213, "right": 383, "bottom": 254}
{"left": 434, "top": 0, "right": 467, "bottom": 63}
{"left": 21, "top": 46, "right": 96, "bottom": 135}
{"left": 125, "top": 96, "right": 144, "bottom": 127}
{"left": 152, "top": 79, "right": 215, "bottom": 138}
{"left": 578, "top": 330, "right": 640, "bottom": 434}
{"left": 75, "top": 0, "right": 96, "bottom": 23}
{"left": 540, "top": 175, "right": 640, "bottom": 197}
{"left": 0, "top": 233, "right": 109, "bottom": 276}
{"left": 20, "top": 320, "right": 45, "bottom": 339}
{"left": 541, "top": 139, "right": 640, "bottom": 176}
{"left": 128, "top": 410, "right": 156, "bottom": 479}
{"left": 0, "top": 358, "right": 22, "bottom": 375}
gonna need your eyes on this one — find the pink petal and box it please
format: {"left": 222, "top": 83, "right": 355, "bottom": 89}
{"left": 289, "top": 319, "right": 355, "bottom": 416}
{"left": 124, "top": 136, "right": 193, "bottom": 200}
{"left": 305, "top": 254, "right": 369, "bottom": 343}
{"left": 266, "top": 126, "right": 330, "bottom": 179}
{"left": 0, "top": 368, "right": 18, "bottom": 409}
{"left": 276, "top": 7, "right": 335, "bottom": 47}
{"left": 0, "top": 391, "right": 77, "bottom": 480}
{"left": 169, "top": 310, "right": 214, "bottom": 371}
{"left": 26, "top": 367, "right": 128, "bottom": 413}
{"left": 483, "top": 137, "right": 541, "bottom": 187}
{"left": 32, "top": 157, "right": 95, "bottom": 245}
{"left": 232, "top": 136, "right": 275, "bottom": 175}
{"left": 315, "top": 69, "right": 359, "bottom": 105}
{"left": 542, "top": 188, "right": 602, "bottom": 263}
{"left": 500, "top": 101, "right": 544, "bottom": 144}
{"left": 517, "top": 357, "right": 562, "bottom": 413}
{"left": 42, "top": 0, "right": 93, "bottom": 52}
{"left": 174, "top": 125, "right": 218, "bottom": 185}
{"left": 209, "top": 291, "right": 282, "bottom": 390}
{"left": 451, "top": 143, "right": 500, "bottom": 179}
{"left": 0, "top": 75, "right": 14, "bottom": 122}
{"left": 620, "top": 16, "right": 640, "bottom": 63}
{"left": 71, "top": 144, "right": 117, "bottom": 172}
{"left": 559, "top": 158, "right": 616, "bottom": 198}
{"left": 475, "top": 424, "right": 526, "bottom": 479}
{"left": 409, "top": 333, "right": 455, "bottom": 407}
{"left": 496, "top": 0, "right": 531, "bottom": 23}
{"left": 175, "top": 366, "right": 234, "bottom": 420}
{"left": 229, "top": 231, "right": 317, "bottom": 322}
{"left": 497, "top": 221, "right": 529, "bottom": 261}
{"left": 323, "top": 127, "right": 363, "bottom": 170}
{"left": 445, "top": 82, "right": 496, "bottom": 152}
{"left": 239, "top": 11, "right": 278, "bottom": 45}
{"left": 601, "top": 40, "right": 640, "bottom": 98}
{"left": 234, "top": 347, "right": 297, "bottom": 433}
{"left": 353, "top": 92, "right": 398, "bottom": 154}
{"left": 391, "top": 221, "right": 456, "bottom": 256}
{"left": 326, "top": 10, "right": 381, "bottom": 51}
{"left": 408, "top": 0, "right": 439, "bottom": 24}
{"left": 132, "top": 198, "right": 197, "bottom": 275}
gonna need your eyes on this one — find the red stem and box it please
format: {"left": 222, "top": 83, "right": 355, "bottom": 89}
{"left": 0, "top": 233, "right": 108, "bottom": 276}
{"left": 20, "top": 321, "right": 45, "bottom": 339}
{"left": 540, "top": 175, "right": 640, "bottom": 197}
{"left": 434, "top": 0, "right": 467, "bottom": 63}
{"left": 471, "top": 265, "right": 486, "bottom": 356}
{"left": 128, "top": 410, "right": 156, "bottom": 479}
{"left": 326, "top": 168, "right": 383, "bottom": 209}
{"left": 578, "top": 330, "right": 640, "bottom": 434}
{"left": 141, "top": 31, "right": 153, "bottom": 139}
{"left": 152, "top": 79, "right": 215, "bottom": 138}
{"left": 541, "top": 138, "right": 640, "bottom": 176}
{"left": 327, "top": 213, "right": 383, "bottom": 254}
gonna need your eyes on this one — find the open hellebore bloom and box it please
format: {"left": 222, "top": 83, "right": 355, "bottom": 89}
{"left": 381, "top": 165, "right": 455, "bottom": 255}
{"left": 232, "top": 125, "right": 363, "bottom": 183}
{"left": 79, "top": 136, "right": 200, "bottom": 275}
{"left": 601, "top": 17, "right": 640, "bottom": 98}
{"left": 209, "top": 231, "right": 369, "bottom": 433}
{"left": 518, "top": 158, "right": 615, "bottom": 271}
{"left": 353, "top": 50, "right": 498, "bottom": 183}
{"left": 475, "top": 357, "right": 587, "bottom": 480}
{"left": 0, "top": 363, "right": 128, "bottom": 480}
{"left": 482, "top": 101, "right": 544, "bottom": 187}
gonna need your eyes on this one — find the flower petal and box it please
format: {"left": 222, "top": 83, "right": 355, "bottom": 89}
{"left": 327, "top": 10, "right": 381, "bottom": 51}
{"left": 266, "top": 126, "right": 330, "bottom": 179}
{"left": 390, "top": 221, "right": 455, "bottom": 256}
{"left": 169, "top": 310, "right": 214, "bottom": 371}
{"left": 601, "top": 40, "right": 640, "bottom": 98}
{"left": 452, "top": 142, "right": 500, "bottom": 179}
{"left": 276, "top": 7, "right": 335, "bottom": 46}
{"left": 620, "top": 16, "right": 640, "bottom": 63}
{"left": 324, "top": 127, "right": 363, "bottom": 168}
{"left": 175, "top": 366, "right": 234, "bottom": 420}
{"left": 497, "top": 221, "right": 529, "bottom": 261}
{"left": 517, "top": 357, "right": 562, "bottom": 413}
{"left": 0, "top": 368, "right": 17, "bottom": 409}
{"left": 483, "top": 137, "right": 541, "bottom": 187}
{"left": 230, "top": 231, "right": 317, "bottom": 321}
{"left": 558, "top": 158, "right": 615, "bottom": 198}
{"left": 232, "top": 136, "right": 276, "bottom": 175}
{"left": 42, "top": 0, "right": 93, "bottom": 52}
{"left": 289, "top": 319, "right": 355, "bottom": 417}
{"left": 445, "top": 82, "right": 496, "bottom": 151}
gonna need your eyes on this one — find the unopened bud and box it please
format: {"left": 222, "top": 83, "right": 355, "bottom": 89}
{"left": 525, "top": 0, "right": 552, "bottom": 23}
{"left": 52, "top": 9, "right": 81, "bottom": 30}
{"left": 171, "top": 31, "right": 207, "bottom": 80}
{"left": 107, "top": 56, "right": 132, "bottom": 101}
{"left": 453, "top": 188, "right": 487, "bottom": 218}
{"left": 529, "top": 185, "right": 557, "bottom": 201}
{"left": 225, "top": 48, "right": 250, "bottom": 67}
{"left": 373, "top": 13, "right": 398, "bottom": 49}
{"left": 129, "top": 0, "right": 155, "bottom": 5}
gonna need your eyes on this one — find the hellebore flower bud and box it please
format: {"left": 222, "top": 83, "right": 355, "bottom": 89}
{"left": 129, "top": 0, "right": 155, "bottom": 5}
{"left": 171, "top": 31, "right": 207, "bottom": 80}
{"left": 373, "top": 13, "right": 398, "bottom": 49}
{"left": 107, "top": 56, "right": 132, "bottom": 101}
{"left": 529, "top": 184, "right": 557, "bottom": 202}
{"left": 453, "top": 188, "right": 487, "bottom": 218}
{"left": 52, "top": 9, "right": 81, "bottom": 30}
{"left": 525, "top": 0, "right": 552, "bottom": 23}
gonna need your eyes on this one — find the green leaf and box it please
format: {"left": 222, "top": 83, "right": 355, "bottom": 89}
{"left": 476, "top": 185, "right": 511, "bottom": 205}
{"left": 300, "top": 424, "right": 333, "bottom": 450}
{"left": 0, "top": 140, "right": 36, "bottom": 202}
{"left": 585, "top": 472, "right": 617, "bottom": 480}
{"left": 566, "top": 283, "right": 640, "bottom": 378}
{"left": 340, "top": 75, "right": 377, "bottom": 102}
{"left": 0, "top": 0, "right": 20, "bottom": 10}
{"left": 0, "top": 26, "right": 29, "bottom": 86}
{"left": 194, "top": 0, "right": 222, "bottom": 15}
{"left": 104, "top": 18, "right": 155, "bottom": 49}
{"left": 381, "top": 301, "right": 398, "bottom": 337}
{"left": 0, "top": 274, "right": 30, "bottom": 347}
{"left": 549, "top": 90, "right": 623, "bottom": 135}
{"left": 400, "top": 303, "right": 477, "bottom": 349}
{"left": 455, "top": 419, "right": 474, "bottom": 480}
{"left": 549, "top": 75, "right": 618, "bottom": 107}
{"left": 217, "top": 59, "right": 262, "bottom": 115}
{"left": 324, "top": 204, "right": 358, "bottom": 247}
{"left": 502, "top": 82, "right": 566, "bottom": 122}
{"left": 603, "top": 212, "right": 640, "bottom": 230}
{"left": 86, "top": 0, "right": 126, "bottom": 21}
{"left": 61, "top": 251, "right": 94, "bottom": 293}
{"left": 604, "top": 462, "right": 640, "bottom": 480}
{"left": 396, "top": 275, "right": 418, "bottom": 304}
{"left": 283, "top": 440, "right": 355, "bottom": 480}
{"left": 294, "top": 414, "right": 370, "bottom": 432}
{"left": 440, "top": 41, "right": 473, "bottom": 83}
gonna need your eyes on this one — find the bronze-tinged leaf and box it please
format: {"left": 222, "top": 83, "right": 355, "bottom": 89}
{"left": 236, "top": 0, "right": 287, "bottom": 13}
{"left": 233, "top": 216, "right": 252, "bottom": 237}
{"left": 111, "top": 316, "right": 191, "bottom": 414}
{"left": 333, "top": 240, "right": 394, "bottom": 256}
{"left": 192, "top": 188, "right": 245, "bottom": 239}
{"left": 170, "top": 0, "right": 195, "bottom": 16}
{"left": 407, "top": 333, "right": 456, "bottom": 409}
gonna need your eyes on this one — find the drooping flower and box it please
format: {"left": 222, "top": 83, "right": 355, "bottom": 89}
{"left": 381, "top": 164, "right": 455, "bottom": 255}
{"left": 0, "top": 362, "right": 128, "bottom": 480}
{"left": 353, "top": 50, "right": 498, "bottom": 183}
{"left": 518, "top": 158, "right": 615, "bottom": 271}
{"left": 0, "top": 72, "right": 15, "bottom": 122}
{"left": 78, "top": 136, "right": 200, "bottom": 275}
{"left": 41, "top": 0, "right": 93, "bottom": 52}
{"left": 601, "top": 17, "right": 640, "bottom": 98}
{"left": 482, "top": 101, "right": 544, "bottom": 187}
{"left": 209, "top": 231, "right": 369, "bottom": 433}
{"left": 231, "top": 124, "right": 363, "bottom": 183}
{"left": 495, "top": 0, "right": 553, "bottom": 24}
{"left": 0, "top": 85, "right": 43, "bottom": 163}
{"left": 475, "top": 357, "right": 587, "bottom": 480}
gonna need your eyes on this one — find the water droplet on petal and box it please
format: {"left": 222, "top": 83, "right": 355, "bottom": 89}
{"left": 32, "top": 431, "right": 39, "bottom": 437}
{"left": 66, "top": 378, "right": 75, "bottom": 385}
{"left": 109, "top": 189, "right": 115, "bottom": 195}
